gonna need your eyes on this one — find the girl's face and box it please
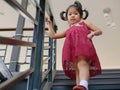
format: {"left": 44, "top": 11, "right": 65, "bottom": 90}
{"left": 67, "top": 7, "right": 82, "bottom": 25}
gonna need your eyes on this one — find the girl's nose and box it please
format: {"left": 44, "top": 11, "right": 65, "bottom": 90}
{"left": 71, "top": 14, "right": 74, "bottom": 17}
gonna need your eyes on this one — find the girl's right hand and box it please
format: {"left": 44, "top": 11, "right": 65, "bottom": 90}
{"left": 46, "top": 17, "right": 52, "bottom": 25}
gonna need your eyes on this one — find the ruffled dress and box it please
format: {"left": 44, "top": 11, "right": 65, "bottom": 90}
{"left": 62, "top": 21, "right": 101, "bottom": 80}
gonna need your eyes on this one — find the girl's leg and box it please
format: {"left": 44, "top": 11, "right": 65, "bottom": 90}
{"left": 77, "top": 56, "right": 90, "bottom": 81}
{"left": 74, "top": 61, "right": 80, "bottom": 85}
{"left": 73, "top": 56, "right": 90, "bottom": 90}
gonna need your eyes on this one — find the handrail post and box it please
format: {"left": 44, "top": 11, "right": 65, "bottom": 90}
{"left": 28, "top": 0, "right": 46, "bottom": 90}
{"left": 48, "top": 36, "right": 53, "bottom": 82}
{"left": 9, "top": 0, "right": 28, "bottom": 72}
{"left": 53, "top": 25, "right": 57, "bottom": 70}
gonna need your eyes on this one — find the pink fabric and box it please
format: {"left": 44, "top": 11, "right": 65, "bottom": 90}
{"left": 62, "top": 22, "right": 101, "bottom": 80}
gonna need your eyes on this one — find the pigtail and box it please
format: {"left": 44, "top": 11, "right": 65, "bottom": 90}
{"left": 60, "top": 11, "right": 67, "bottom": 21}
{"left": 82, "top": 9, "right": 89, "bottom": 20}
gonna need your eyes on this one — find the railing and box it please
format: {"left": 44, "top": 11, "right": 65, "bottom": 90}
{"left": 0, "top": 68, "right": 34, "bottom": 90}
{"left": 0, "top": 0, "right": 57, "bottom": 90}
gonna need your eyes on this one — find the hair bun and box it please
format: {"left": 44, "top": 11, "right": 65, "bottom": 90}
{"left": 74, "top": 1, "right": 89, "bottom": 20}
{"left": 74, "top": 1, "right": 82, "bottom": 9}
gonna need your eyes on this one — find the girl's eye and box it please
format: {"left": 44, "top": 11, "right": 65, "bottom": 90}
{"left": 68, "top": 13, "right": 72, "bottom": 16}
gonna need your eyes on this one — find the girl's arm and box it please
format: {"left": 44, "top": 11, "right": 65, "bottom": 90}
{"left": 85, "top": 21, "right": 102, "bottom": 39}
{"left": 46, "top": 18, "right": 66, "bottom": 39}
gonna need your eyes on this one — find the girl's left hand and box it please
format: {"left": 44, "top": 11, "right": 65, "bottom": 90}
{"left": 87, "top": 32, "right": 95, "bottom": 39}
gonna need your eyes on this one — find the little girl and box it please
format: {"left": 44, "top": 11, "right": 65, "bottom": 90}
{"left": 46, "top": 1, "right": 102, "bottom": 90}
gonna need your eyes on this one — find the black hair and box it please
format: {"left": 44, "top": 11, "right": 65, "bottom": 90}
{"left": 60, "top": 1, "right": 89, "bottom": 21}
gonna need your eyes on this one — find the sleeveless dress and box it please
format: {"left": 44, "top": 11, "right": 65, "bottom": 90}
{"left": 62, "top": 21, "right": 101, "bottom": 80}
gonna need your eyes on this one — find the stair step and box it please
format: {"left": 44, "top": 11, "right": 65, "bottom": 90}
{"left": 52, "top": 80, "right": 120, "bottom": 90}
{"left": 53, "top": 76, "right": 120, "bottom": 85}
{"left": 55, "top": 74, "right": 120, "bottom": 79}
{"left": 55, "top": 69, "right": 120, "bottom": 75}
{"left": 51, "top": 69, "right": 120, "bottom": 90}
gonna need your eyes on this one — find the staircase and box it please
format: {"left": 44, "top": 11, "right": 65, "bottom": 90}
{"left": 51, "top": 69, "right": 120, "bottom": 90}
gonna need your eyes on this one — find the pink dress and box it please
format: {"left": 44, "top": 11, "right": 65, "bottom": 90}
{"left": 62, "top": 21, "right": 101, "bottom": 80}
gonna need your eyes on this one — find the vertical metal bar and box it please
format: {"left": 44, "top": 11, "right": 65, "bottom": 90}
{"left": 48, "top": 16, "right": 54, "bottom": 82}
{"left": 9, "top": 0, "right": 28, "bottom": 72}
{"left": 30, "top": 0, "right": 46, "bottom": 90}
{"left": 27, "top": 13, "right": 38, "bottom": 90}
{"left": 48, "top": 37, "right": 53, "bottom": 82}
{"left": 53, "top": 26, "right": 57, "bottom": 70}
{"left": 4, "top": 45, "right": 8, "bottom": 61}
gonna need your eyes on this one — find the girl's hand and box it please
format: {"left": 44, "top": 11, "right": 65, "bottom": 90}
{"left": 46, "top": 17, "right": 52, "bottom": 25}
{"left": 87, "top": 32, "right": 95, "bottom": 39}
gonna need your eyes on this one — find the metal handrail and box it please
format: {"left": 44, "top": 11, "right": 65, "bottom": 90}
{"left": 0, "top": 27, "right": 48, "bottom": 31}
{"left": 0, "top": 68, "right": 34, "bottom": 90}
{"left": 4, "top": 0, "right": 38, "bottom": 25}
{"left": 0, "top": 36, "right": 36, "bottom": 47}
